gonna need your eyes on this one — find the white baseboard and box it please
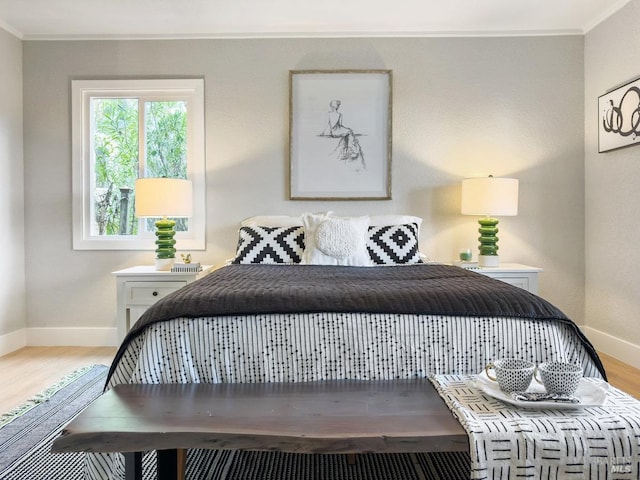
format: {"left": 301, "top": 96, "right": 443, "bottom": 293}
{"left": 26, "top": 327, "right": 118, "bottom": 347}
{"left": 581, "top": 326, "right": 640, "bottom": 369}
{"left": 1, "top": 327, "right": 118, "bottom": 355}
{"left": 0, "top": 328, "right": 27, "bottom": 356}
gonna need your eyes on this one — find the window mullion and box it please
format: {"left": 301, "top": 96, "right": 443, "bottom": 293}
{"left": 139, "top": 98, "right": 147, "bottom": 178}
{"left": 138, "top": 99, "right": 148, "bottom": 234}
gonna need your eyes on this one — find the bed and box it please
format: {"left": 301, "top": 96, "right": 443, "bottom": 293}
{"left": 86, "top": 213, "right": 607, "bottom": 479}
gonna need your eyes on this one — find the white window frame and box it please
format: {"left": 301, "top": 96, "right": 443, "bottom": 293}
{"left": 72, "top": 78, "right": 206, "bottom": 250}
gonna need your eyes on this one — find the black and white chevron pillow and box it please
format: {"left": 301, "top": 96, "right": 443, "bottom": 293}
{"left": 367, "top": 223, "right": 422, "bottom": 265}
{"left": 232, "top": 226, "right": 305, "bottom": 264}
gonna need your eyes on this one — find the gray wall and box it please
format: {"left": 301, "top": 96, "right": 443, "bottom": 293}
{"left": 22, "top": 36, "right": 586, "bottom": 337}
{"left": 585, "top": 0, "right": 640, "bottom": 350}
{"left": 0, "top": 27, "right": 25, "bottom": 339}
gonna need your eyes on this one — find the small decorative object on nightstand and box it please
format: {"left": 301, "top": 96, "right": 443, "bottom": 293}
{"left": 171, "top": 262, "right": 202, "bottom": 273}
{"left": 459, "top": 248, "right": 473, "bottom": 262}
{"left": 113, "top": 265, "right": 214, "bottom": 342}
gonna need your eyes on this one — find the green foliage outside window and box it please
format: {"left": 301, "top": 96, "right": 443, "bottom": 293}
{"left": 92, "top": 99, "right": 188, "bottom": 236}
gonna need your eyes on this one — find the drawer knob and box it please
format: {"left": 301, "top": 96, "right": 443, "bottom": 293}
{"left": 152, "top": 291, "right": 158, "bottom": 296}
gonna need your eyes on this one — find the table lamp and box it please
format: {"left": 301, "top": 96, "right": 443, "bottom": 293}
{"left": 461, "top": 176, "right": 519, "bottom": 267}
{"left": 135, "top": 178, "right": 193, "bottom": 271}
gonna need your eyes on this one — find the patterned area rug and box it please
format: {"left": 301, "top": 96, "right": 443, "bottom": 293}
{"left": 182, "top": 450, "right": 471, "bottom": 480}
{"left": 0, "top": 364, "right": 109, "bottom": 479}
{"left": 107, "top": 450, "right": 471, "bottom": 480}
{"left": 0, "top": 366, "right": 471, "bottom": 479}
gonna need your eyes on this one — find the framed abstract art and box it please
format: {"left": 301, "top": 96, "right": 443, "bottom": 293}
{"left": 598, "top": 76, "right": 640, "bottom": 153}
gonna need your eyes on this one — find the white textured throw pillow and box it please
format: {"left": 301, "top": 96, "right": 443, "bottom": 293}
{"left": 302, "top": 213, "right": 372, "bottom": 266}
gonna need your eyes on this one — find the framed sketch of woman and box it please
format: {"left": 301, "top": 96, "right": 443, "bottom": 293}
{"left": 289, "top": 70, "right": 392, "bottom": 200}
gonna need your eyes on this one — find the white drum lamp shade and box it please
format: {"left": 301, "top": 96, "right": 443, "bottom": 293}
{"left": 135, "top": 178, "right": 193, "bottom": 218}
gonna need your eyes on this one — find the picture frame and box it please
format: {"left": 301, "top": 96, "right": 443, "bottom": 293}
{"left": 289, "top": 70, "right": 392, "bottom": 200}
{"left": 598, "top": 76, "right": 640, "bottom": 153}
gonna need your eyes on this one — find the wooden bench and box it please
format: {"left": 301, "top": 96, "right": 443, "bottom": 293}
{"left": 51, "top": 379, "right": 468, "bottom": 480}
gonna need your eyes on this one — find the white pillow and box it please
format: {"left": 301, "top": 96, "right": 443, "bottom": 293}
{"left": 241, "top": 213, "right": 422, "bottom": 229}
{"left": 241, "top": 215, "right": 303, "bottom": 228}
{"left": 302, "top": 213, "right": 372, "bottom": 266}
{"left": 369, "top": 214, "right": 423, "bottom": 230}
{"left": 240, "top": 212, "right": 336, "bottom": 228}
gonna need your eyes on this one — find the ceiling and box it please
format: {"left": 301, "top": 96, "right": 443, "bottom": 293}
{"left": 0, "top": 0, "right": 632, "bottom": 40}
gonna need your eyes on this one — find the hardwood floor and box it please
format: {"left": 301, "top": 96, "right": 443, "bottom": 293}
{"left": 0, "top": 346, "right": 117, "bottom": 414}
{"left": 599, "top": 352, "right": 640, "bottom": 399}
{"left": 0, "top": 347, "right": 638, "bottom": 415}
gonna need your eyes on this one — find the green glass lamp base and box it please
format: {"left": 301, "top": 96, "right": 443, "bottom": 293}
{"left": 477, "top": 216, "right": 500, "bottom": 267}
{"left": 154, "top": 217, "right": 177, "bottom": 270}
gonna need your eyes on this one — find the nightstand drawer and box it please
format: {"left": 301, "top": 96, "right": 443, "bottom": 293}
{"left": 484, "top": 274, "right": 530, "bottom": 291}
{"left": 472, "top": 263, "right": 541, "bottom": 294}
{"left": 125, "top": 281, "right": 187, "bottom": 306}
{"left": 455, "top": 263, "right": 541, "bottom": 295}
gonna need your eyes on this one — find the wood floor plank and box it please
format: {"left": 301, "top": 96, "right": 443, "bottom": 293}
{"left": 0, "top": 346, "right": 116, "bottom": 414}
{"left": 599, "top": 352, "right": 640, "bottom": 399}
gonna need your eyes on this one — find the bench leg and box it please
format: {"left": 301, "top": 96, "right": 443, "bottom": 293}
{"left": 157, "top": 449, "right": 187, "bottom": 480}
{"left": 123, "top": 452, "right": 142, "bottom": 480}
{"left": 177, "top": 449, "right": 186, "bottom": 480}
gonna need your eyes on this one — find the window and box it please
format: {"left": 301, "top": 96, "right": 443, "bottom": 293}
{"left": 72, "top": 79, "right": 205, "bottom": 250}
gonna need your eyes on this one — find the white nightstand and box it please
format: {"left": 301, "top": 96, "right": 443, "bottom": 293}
{"left": 113, "top": 265, "right": 215, "bottom": 342}
{"left": 455, "top": 263, "right": 542, "bottom": 294}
